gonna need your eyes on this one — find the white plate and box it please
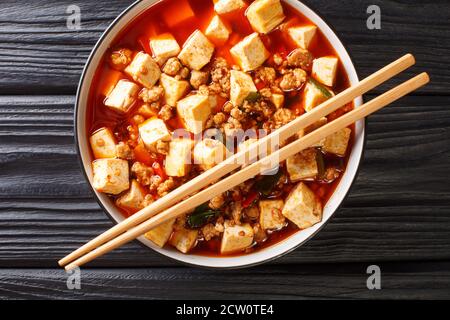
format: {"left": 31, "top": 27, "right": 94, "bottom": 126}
{"left": 75, "top": 0, "right": 365, "bottom": 269}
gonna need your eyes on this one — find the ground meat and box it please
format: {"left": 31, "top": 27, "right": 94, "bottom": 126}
{"left": 256, "top": 67, "right": 277, "bottom": 84}
{"left": 157, "top": 177, "right": 176, "bottom": 197}
{"left": 241, "top": 100, "right": 260, "bottom": 114}
{"left": 139, "top": 86, "right": 164, "bottom": 103}
{"left": 142, "top": 194, "right": 154, "bottom": 207}
{"left": 209, "top": 194, "right": 225, "bottom": 210}
{"left": 208, "top": 82, "right": 224, "bottom": 97}
{"left": 223, "top": 117, "right": 242, "bottom": 137}
{"left": 115, "top": 142, "right": 133, "bottom": 160}
{"left": 287, "top": 48, "right": 314, "bottom": 71}
{"left": 273, "top": 53, "right": 284, "bottom": 66}
{"left": 213, "top": 112, "right": 226, "bottom": 125}
{"left": 109, "top": 48, "right": 133, "bottom": 70}
{"left": 198, "top": 85, "right": 210, "bottom": 96}
{"left": 221, "top": 102, "right": 233, "bottom": 114}
{"left": 149, "top": 175, "right": 163, "bottom": 192}
{"left": 156, "top": 140, "right": 169, "bottom": 155}
{"left": 131, "top": 162, "right": 154, "bottom": 186}
{"left": 210, "top": 58, "right": 231, "bottom": 96}
{"left": 324, "top": 167, "right": 340, "bottom": 182}
{"left": 190, "top": 70, "right": 209, "bottom": 89}
{"left": 202, "top": 223, "right": 221, "bottom": 241}
{"left": 126, "top": 125, "right": 139, "bottom": 146}
{"left": 260, "top": 101, "right": 274, "bottom": 118}
{"left": 260, "top": 88, "right": 272, "bottom": 99}
{"left": 158, "top": 105, "right": 173, "bottom": 121}
{"left": 230, "top": 107, "right": 245, "bottom": 121}
{"left": 273, "top": 108, "right": 295, "bottom": 126}
{"left": 163, "top": 57, "right": 182, "bottom": 76}
{"left": 279, "top": 68, "right": 307, "bottom": 91}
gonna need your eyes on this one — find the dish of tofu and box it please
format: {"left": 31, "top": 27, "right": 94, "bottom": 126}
{"left": 83, "top": 0, "right": 358, "bottom": 258}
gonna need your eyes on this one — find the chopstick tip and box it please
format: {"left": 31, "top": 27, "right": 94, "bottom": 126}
{"left": 65, "top": 263, "right": 78, "bottom": 272}
{"left": 421, "top": 72, "right": 430, "bottom": 83}
{"left": 405, "top": 53, "right": 416, "bottom": 65}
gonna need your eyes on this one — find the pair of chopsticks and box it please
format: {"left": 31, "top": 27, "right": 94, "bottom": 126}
{"left": 60, "top": 54, "right": 428, "bottom": 270}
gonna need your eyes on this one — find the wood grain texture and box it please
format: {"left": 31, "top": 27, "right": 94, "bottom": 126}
{"left": 0, "top": 0, "right": 448, "bottom": 95}
{"left": 0, "top": 94, "right": 449, "bottom": 268}
{"left": 1, "top": 262, "right": 450, "bottom": 299}
{"left": 1, "top": 0, "right": 449, "bottom": 299}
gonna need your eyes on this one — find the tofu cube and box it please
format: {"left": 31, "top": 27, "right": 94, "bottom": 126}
{"left": 303, "top": 80, "right": 334, "bottom": 112}
{"left": 286, "top": 148, "right": 318, "bottom": 182}
{"left": 246, "top": 0, "right": 285, "bottom": 34}
{"left": 139, "top": 118, "right": 171, "bottom": 149}
{"left": 177, "top": 94, "right": 212, "bottom": 134}
{"left": 178, "top": 30, "right": 215, "bottom": 71}
{"left": 160, "top": 73, "right": 190, "bottom": 107}
{"left": 220, "top": 223, "right": 254, "bottom": 254}
{"left": 125, "top": 52, "right": 161, "bottom": 88}
{"left": 288, "top": 25, "right": 317, "bottom": 49}
{"left": 89, "top": 127, "right": 117, "bottom": 159}
{"left": 165, "top": 138, "right": 194, "bottom": 177}
{"left": 169, "top": 227, "right": 198, "bottom": 253}
{"left": 270, "top": 93, "right": 285, "bottom": 109}
{"left": 205, "top": 15, "right": 231, "bottom": 44}
{"left": 193, "top": 138, "right": 227, "bottom": 170}
{"left": 230, "top": 70, "right": 257, "bottom": 106}
{"left": 230, "top": 33, "right": 270, "bottom": 71}
{"left": 92, "top": 159, "right": 129, "bottom": 195}
{"left": 312, "top": 56, "right": 339, "bottom": 87}
{"left": 214, "top": 0, "right": 246, "bottom": 15}
{"left": 116, "top": 179, "right": 146, "bottom": 212}
{"left": 104, "top": 79, "right": 140, "bottom": 113}
{"left": 150, "top": 33, "right": 181, "bottom": 65}
{"left": 145, "top": 219, "right": 175, "bottom": 248}
{"left": 259, "top": 200, "right": 286, "bottom": 230}
{"left": 322, "top": 127, "right": 352, "bottom": 157}
{"left": 282, "top": 182, "right": 322, "bottom": 229}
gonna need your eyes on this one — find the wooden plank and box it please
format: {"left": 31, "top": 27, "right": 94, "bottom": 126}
{"left": 0, "top": 94, "right": 449, "bottom": 267}
{"left": 0, "top": 262, "right": 449, "bottom": 299}
{"left": 0, "top": 0, "right": 448, "bottom": 94}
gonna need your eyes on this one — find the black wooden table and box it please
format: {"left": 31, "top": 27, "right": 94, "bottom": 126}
{"left": 0, "top": 0, "right": 449, "bottom": 299}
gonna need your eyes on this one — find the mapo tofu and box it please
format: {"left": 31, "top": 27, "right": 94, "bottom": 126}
{"left": 86, "top": 0, "right": 354, "bottom": 256}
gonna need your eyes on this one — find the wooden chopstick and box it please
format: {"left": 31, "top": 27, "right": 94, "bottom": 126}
{"left": 64, "top": 72, "right": 430, "bottom": 270}
{"left": 59, "top": 54, "right": 415, "bottom": 267}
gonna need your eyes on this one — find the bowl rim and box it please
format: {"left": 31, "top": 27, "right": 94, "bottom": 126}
{"left": 74, "top": 0, "right": 366, "bottom": 269}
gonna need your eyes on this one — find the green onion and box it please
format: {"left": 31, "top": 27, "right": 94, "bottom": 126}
{"left": 245, "top": 91, "right": 261, "bottom": 103}
{"left": 308, "top": 78, "right": 333, "bottom": 99}
{"left": 187, "top": 203, "right": 221, "bottom": 229}
{"left": 316, "top": 149, "right": 326, "bottom": 180}
{"left": 257, "top": 169, "right": 283, "bottom": 197}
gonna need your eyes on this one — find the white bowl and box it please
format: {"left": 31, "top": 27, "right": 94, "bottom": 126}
{"left": 75, "top": 0, "right": 365, "bottom": 269}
